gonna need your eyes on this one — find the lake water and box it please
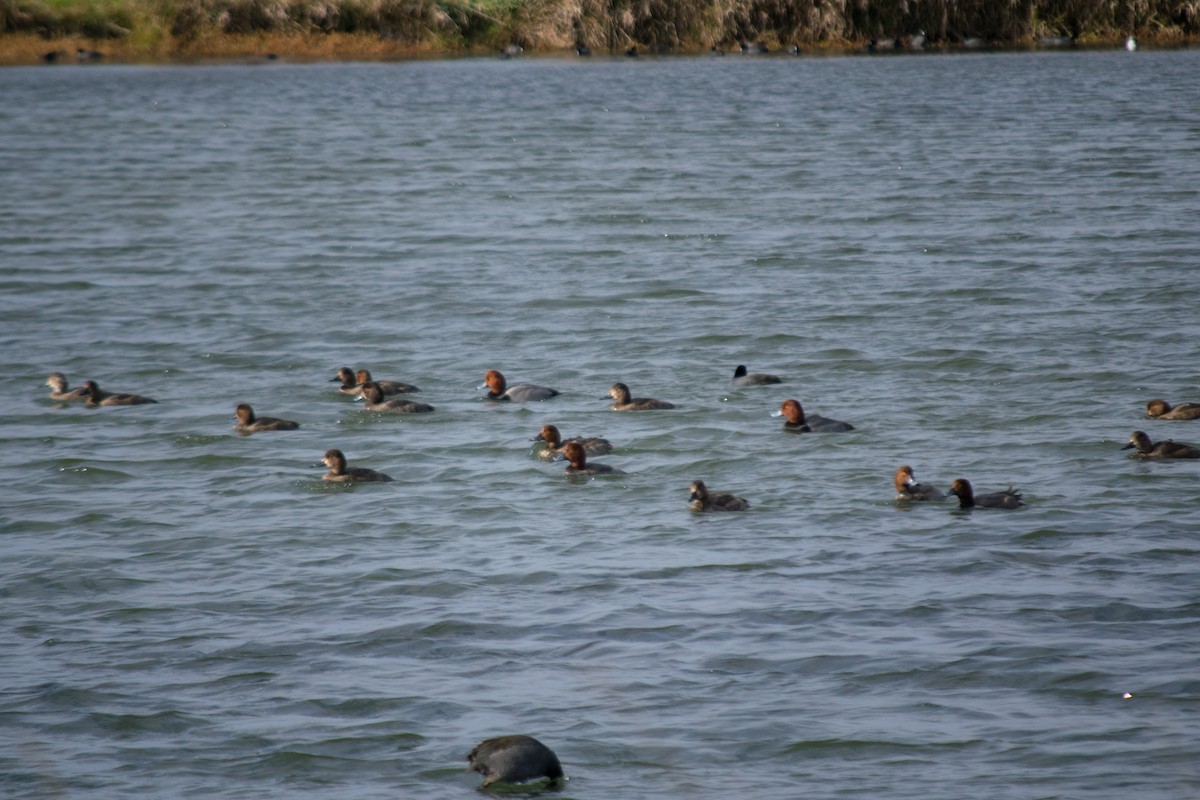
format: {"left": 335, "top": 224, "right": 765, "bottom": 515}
{"left": 2, "top": 48, "right": 1199, "bottom": 799}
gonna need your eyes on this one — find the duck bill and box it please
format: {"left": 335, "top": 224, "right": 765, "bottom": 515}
{"left": 1121, "top": 442, "right": 1135, "bottom": 450}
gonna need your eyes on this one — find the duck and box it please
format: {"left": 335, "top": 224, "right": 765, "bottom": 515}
{"left": 561, "top": 440, "right": 623, "bottom": 475}
{"left": 481, "top": 369, "right": 559, "bottom": 402}
{"left": 45, "top": 373, "right": 89, "bottom": 402}
{"left": 608, "top": 382, "right": 675, "bottom": 411}
{"left": 688, "top": 480, "right": 749, "bottom": 511}
{"left": 234, "top": 403, "right": 299, "bottom": 432}
{"left": 948, "top": 478, "right": 1023, "bottom": 509}
{"left": 320, "top": 448, "right": 393, "bottom": 482}
{"left": 533, "top": 424, "right": 613, "bottom": 460}
{"left": 355, "top": 368, "right": 420, "bottom": 395}
{"left": 773, "top": 398, "right": 853, "bottom": 432}
{"left": 330, "top": 367, "right": 364, "bottom": 395}
{"left": 731, "top": 365, "right": 782, "bottom": 387}
{"left": 357, "top": 381, "right": 435, "bottom": 413}
{"left": 82, "top": 379, "right": 156, "bottom": 407}
{"left": 893, "top": 465, "right": 946, "bottom": 501}
{"left": 467, "top": 735, "right": 563, "bottom": 788}
{"left": 1145, "top": 399, "right": 1200, "bottom": 420}
{"left": 1122, "top": 430, "right": 1200, "bottom": 458}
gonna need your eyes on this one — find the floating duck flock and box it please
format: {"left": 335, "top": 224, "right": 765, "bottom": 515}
{"left": 41, "top": 363, "right": 1200, "bottom": 787}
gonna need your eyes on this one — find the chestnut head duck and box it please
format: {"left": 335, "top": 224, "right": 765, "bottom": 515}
{"left": 82, "top": 379, "right": 157, "bottom": 407}
{"left": 1122, "top": 430, "right": 1200, "bottom": 458}
{"left": 534, "top": 424, "right": 613, "bottom": 460}
{"left": 45, "top": 372, "right": 89, "bottom": 402}
{"left": 321, "top": 448, "right": 393, "bottom": 482}
{"left": 561, "top": 440, "right": 623, "bottom": 474}
{"left": 481, "top": 369, "right": 560, "bottom": 402}
{"left": 893, "top": 465, "right": 946, "bottom": 501}
{"left": 608, "top": 382, "right": 675, "bottom": 411}
{"left": 948, "top": 478, "right": 1023, "bottom": 509}
{"left": 234, "top": 403, "right": 299, "bottom": 432}
{"left": 355, "top": 368, "right": 420, "bottom": 395}
{"left": 731, "top": 365, "right": 782, "bottom": 387}
{"left": 467, "top": 735, "right": 563, "bottom": 788}
{"left": 688, "top": 480, "right": 750, "bottom": 511}
{"left": 357, "top": 381, "right": 435, "bottom": 413}
{"left": 773, "top": 398, "right": 853, "bottom": 432}
{"left": 1145, "top": 399, "right": 1200, "bottom": 420}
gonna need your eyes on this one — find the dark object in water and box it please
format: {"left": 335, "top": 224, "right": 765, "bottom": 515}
{"left": 467, "top": 735, "right": 563, "bottom": 787}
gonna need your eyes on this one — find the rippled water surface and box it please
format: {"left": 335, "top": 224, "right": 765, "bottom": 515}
{"left": 2, "top": 49, "right": 1199, "bottom": 799}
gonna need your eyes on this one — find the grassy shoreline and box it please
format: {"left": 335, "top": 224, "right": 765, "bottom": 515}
{"left": 3, "top": 0, "right": 1198, "bottom": 66}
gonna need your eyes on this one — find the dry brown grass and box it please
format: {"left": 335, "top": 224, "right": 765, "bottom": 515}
{"left": 1, "top": 0, "right": 1197, "bottom": 65}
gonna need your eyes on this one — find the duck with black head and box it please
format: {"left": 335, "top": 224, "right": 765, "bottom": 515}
{"left": 355, "top": 368, "right": 420, "bottom": 395}
{"left": 481, "top": 369, "right": 559, "bottom": 402}
{"left": 83, "top": 380, "right": 156, "bottom": 407}
{"left": 357, "top": 381, "right": 435, "bottom": 413}
{"left": 608, "top": 382, "right": 675, "bottom": 411}
{"left": 948, "top": 479, "right": 1023, "bottom": 509}
{"left": 320, "top": 449, "right": 393, "bottom": 482}
{"left": 688, "top": 480, "right": 749, "bottom": 511}
{"left": 730, "top": 365, "right": 782, "bottom": 387}
{"left": 234, "top": 403, "right": 299, "bottom": 432}
{"left": 773, "top": 398, "right": 853, "bottom": 432}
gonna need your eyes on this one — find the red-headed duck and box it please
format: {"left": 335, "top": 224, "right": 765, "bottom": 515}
{"left": 688, "top": 480, "right": 749, "bottom": 511}
{"left": 83, "top": 379, "right": 156, "bottom": 407}
{"left": 608, "top": 382, "right": 675, "bottom": 411}
{"left": 467, "top": 735, "right": 563, "bottom": 788}
{"left": 1145, "top": 399, "right": 1200, "bottom": 420}
{"left": 561, "top": 440, "right": 623, "bottom": 475}
{"left": 731, "top": 364, "right": 782, "bottom": 387}
{"left": 357, "top": 381, "right": 435, "bottom": 413}
{"left": 321, "top": 448, "right": 393, "bottom": 482}
{"left": 894, "top": 465, "right": 946, "bottom": 501}
{"left": 1122, "top": 430, "right": 1200, "bottom": 458}
{"left": 481, "top": 369, "right": 560, "bottom": 402}
{"left": 355, "top": 368, "right": 420, "bottom": 395}
{"left": 234, "top": 403, "right": 299, "bottom": 432}
{"left": 330, "top": 366, "right": 363, "bottom": 395}
{"left": 533, "top": 424, "right": 613, "bottom": 460}
{"left": 45, "top": 373, "right": 89, "bottom": 402}
{"left": 773, "top": 398, "right": 853, "bottom": 432}
{"left": 948, "top": 478, "right": 1023, "bottom": 509}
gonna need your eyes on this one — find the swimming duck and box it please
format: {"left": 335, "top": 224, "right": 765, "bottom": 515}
{"left": 608, "top": 382, "right": 675, "bottom": 411}
{"left": 1122, "top": 430, "right": 1200, "bottom": 458}
{"left": 481, "top": 369, "right": 560, "bottom": 402}
{"left": 773, "top": 399, "right": 853, "bottom": 432}
{"left": 234, "top": 403, "right": 299, "bottom": 432}
{"left": 45, "top": 373, "right": 89, "bottom": 402}
{"left": 82, "top": 379, "right": 156, "bottom": 407}
{"left": 533, "top": 424, "right": 613, "bottom": 460}
{"left": 731, "top": 365, "right": 782, "bottom": 387}
{"left": 1145, "top": 399, "right": 1200, "bottom": 420}
{"left": 948, "top": 479, "right": 1023, "bottom": 509}
{"left": 320, "top": 448, "right": 393, "bottom": 482}
{"left": 357, "top": 381, "right": 435, "bottom": 413}
{"left": 355, "top": 368, "right": 420, "bottom": 395}
{"left": 330, "top": 367, "right": 364, "bottom": 395}
{"left": 561, "top": 440, "right": 623, "bottom": 475}
{"left": 893, "top": 465, "right": 946, "bottom": 501}
{"left": 688, "top": 480, "right": 749, "bottom": 511}
{"left": 467, "top": 735, "right": 563, "bottom": 788}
